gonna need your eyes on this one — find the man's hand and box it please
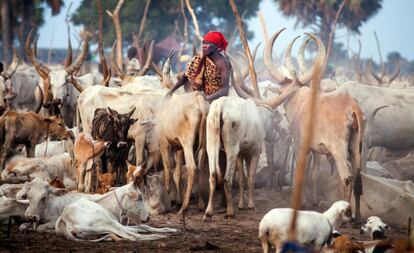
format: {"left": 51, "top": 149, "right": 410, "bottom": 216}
{"left": 165, "top": 90, "right": 173, "bottom": 98}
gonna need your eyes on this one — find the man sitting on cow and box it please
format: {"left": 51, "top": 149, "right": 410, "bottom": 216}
{"left": 166, "top": 31, "right": 231, "bottom": 102}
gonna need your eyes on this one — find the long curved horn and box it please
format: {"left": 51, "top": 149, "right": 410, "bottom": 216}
{"left": 237, "top": 43, "right": 260, "bottom": 80}
{"left": 33, "top": 84, "right": 44, "bottom": 113}
{"left": 297, "top": 36, "right": 311, "bottom": 75}
{"left": 2, "top": 47, "right": 21, "bottom": 79}
{"left": 110, "top": 41, "right": 125, "bottom": 80}
{"left": 231, "top": 53, "right": 255, "bottom": 96}
{"left": 388, "top": 59, "right": 400, "bottom": 83}
{"left": 297, "top": 33, "right": 326, "bottom": 85}
{"left": 137, "top": 40, "right": 154, "bottom": 76}
{"left": 33, "top": 33, "right": 40, "bottom": 58}
{"left": 25, "top": 29, "right": 51, "bottom": 79}
{"left": 367, "top": 59, "right": 382, "bottom": 84}
{"left": 228, "top": 55, "right": 256, "bottom": 100}
{"left": 264, "top": 28, "right": 291, "bottom": 84}
{"left": 161, "top": 50, "right": 174, "bottom": 89}
{"left": 102, "top": 68, "right": 111, "bottom": 87}
{"left": 64, "top": 35, "right": 73, "bottom": 68}
{"left": 70, "top": 75, "right": 84, "bottom": 93}
{"left": 284, "top": 35, "right": 300, "bottom": 79}
{"left": 65, "top": 31, "right": 90, "bottom": 75}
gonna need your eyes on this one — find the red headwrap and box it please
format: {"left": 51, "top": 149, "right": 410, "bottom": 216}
{"left": 203, "top": 31, "right": 228, "bottom": 51}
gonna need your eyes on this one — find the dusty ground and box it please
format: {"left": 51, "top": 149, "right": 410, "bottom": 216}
{"left": 0, "top": 188, "right": 406, "bottom": 253}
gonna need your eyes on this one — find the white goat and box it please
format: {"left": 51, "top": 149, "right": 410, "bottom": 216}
{"left": 258, "top": 201, "right": 353, "bottom": 253}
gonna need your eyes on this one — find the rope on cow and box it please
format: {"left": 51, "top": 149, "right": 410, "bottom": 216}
{"left": 43, "top": 121, "right": 50, "bottom": 157}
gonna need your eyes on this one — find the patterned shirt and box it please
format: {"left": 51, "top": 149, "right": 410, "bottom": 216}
{"left": 184, "top": 52, "right": 224, "bottom": 96}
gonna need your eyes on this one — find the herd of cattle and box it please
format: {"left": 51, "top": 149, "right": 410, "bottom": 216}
{"left": 0, "top": 27, "right": 414, "bottom": 251}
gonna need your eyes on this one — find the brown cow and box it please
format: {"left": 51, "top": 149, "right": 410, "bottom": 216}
{"left": 0, "top": 110, "right": 70, "bottom": 171}
{"left": 238, "top": 29, "right": 365, "bottom": 221}
{"left": 74, "top": 133, "right": 109, "bottom": 193}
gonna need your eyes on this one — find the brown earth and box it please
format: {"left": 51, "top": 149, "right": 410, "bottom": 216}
{"left": 0, "top": 188, "right": 407, "bottom": 253}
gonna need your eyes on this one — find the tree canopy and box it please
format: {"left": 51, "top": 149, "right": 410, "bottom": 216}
{"left": 71, "top": 0, "right": 261, "bottom": 48}
{"left": 273, "top": 0, "right": 383, "bottom": 43}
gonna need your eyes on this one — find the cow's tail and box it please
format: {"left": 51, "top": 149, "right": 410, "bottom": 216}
{"left": 195, "top": 94, "right": 208, "bottom": 169}
{"left": 349, "top": 104, "right": 366, "bottom": 222}
{"left": 76, "top": 103, "right": 82, "bottom": 132}
{"left": 206, "top": 100, "right": 223, "bottom": 187}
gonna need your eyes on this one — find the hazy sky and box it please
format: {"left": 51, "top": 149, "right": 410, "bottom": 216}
{"left": 38, "top": 0, "right": 414, "bottom": 62}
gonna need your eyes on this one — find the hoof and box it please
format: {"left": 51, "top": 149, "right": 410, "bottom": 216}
{"left": 224, "top": 213, "right": 235, "bottom": 219}
{"left": 202, "top": 214, "right": 212, "bottom": 222}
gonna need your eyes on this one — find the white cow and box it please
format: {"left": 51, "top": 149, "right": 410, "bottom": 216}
{"left": 204, "top": 95, "right": 277, "bottom": 219}
{"left": 55, "top": 197, "right": 177, "bottom": 241}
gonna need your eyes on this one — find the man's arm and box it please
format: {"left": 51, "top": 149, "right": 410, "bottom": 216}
{"left": 205, "top": 57, "right": 230, "bottom": 102}
{"left": 165, "top": 75, "right": 189, "bottom": 97}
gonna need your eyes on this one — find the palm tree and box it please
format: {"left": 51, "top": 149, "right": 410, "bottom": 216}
{"left": 273, "top": 0, "right": 382, "bottom": 44}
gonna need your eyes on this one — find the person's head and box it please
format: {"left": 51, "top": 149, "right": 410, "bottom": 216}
{"left": 127, "top": 46, "right": 138, "bottom": 60}
{"left": 202, "top": 31, "right": 228, "bottom": 55}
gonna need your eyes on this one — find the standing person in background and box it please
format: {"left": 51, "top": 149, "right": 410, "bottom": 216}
{"left": 166, "top": 31, "right": 231, "bottom": 102}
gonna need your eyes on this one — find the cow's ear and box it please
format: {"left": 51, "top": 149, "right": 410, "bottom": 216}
{"left": 129, "top": 118, "right": 138, "bottom": 125}
{"left": 44, "top": 117, "right": 53, "bottom": 123}
{"left": 112, "top": 172, "right": 117, "bottom": 180}
{"left": 50, "top": 188, "right": 68, "bottom": 196}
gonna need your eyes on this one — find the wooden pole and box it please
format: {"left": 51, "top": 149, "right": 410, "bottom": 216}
{"left": 137, "top": 0, "right": 151, "bottom": 44}
{"left": 185, "top": 0, "right": 202, "bottom": 41}
{"left": 107, "top": 0, "right": 125, "bottom": 70}
{"left": 95, "top": 0, "right": 109, "bottom": 85}
{"left": 322, "top": 0, "right": 348, "bottom": 74}
{"left": 287, "top": 62, "right": 323, "bottom": 242}
{"left": 228, "top": 0, "right": 260, "bottom": 99}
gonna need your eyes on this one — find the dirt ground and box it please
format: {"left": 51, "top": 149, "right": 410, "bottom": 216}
{"left": 0, "top": 188, "right": 407, "bottom": 253}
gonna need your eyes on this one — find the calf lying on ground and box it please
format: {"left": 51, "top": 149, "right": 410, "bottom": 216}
{"left": 126, "top": 163, "right": 171, "bottom": 214}
{"left": 360, "top": 216, "right": 390, "bottom": 240}
{"left": 258, "top": 201, "right": 353, "bottom": 253}
{"left": 55, "top": 197, "right": 177, "bottom": 241}
{"left": 2, "top": 153, "right": 75, "bottom": 188}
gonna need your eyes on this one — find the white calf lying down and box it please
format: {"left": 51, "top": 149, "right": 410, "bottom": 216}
{"left": 55, "top": 198, "right": 177, "bottom": 241}
{"left": 360, "top": 216, "right": 390, "bottom": 240}
{"left": 16, "top": 177, "right": 162, "bottom": 233}
{"left": 258, "top": 201, "right": 352, "bottom": 253}
{"left": 2, "top": 153, "right": 75, "bottom": 188}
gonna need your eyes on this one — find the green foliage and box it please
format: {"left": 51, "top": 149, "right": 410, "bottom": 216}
{"left": 273, "top": 0, "right": 382, "bottom": 42}
{"left": 71, "top": 0, "right": 261, "bottom": 47}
